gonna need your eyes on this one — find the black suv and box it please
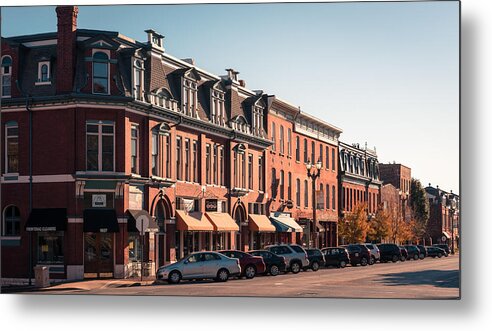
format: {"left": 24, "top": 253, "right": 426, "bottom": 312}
{"left": 416, "top": 245, "right": 427, "bottom": 259}
{"left": 426, "top": 246, "right": 445, "bottom": 258}
{"left": 322, "top": 247, "right": 350, "bottom": 268}
{"left": 399, "top": 246, "right": 408, "bottom": 261}
{"left": 249, "top": 250, "right": 287, "bottom": 276}
{"left": 377, "top": 243, "right": 402, "bottom": 263}
{"left": 404, "top": 245, "right": 421, "bottom": 260}
{"left": 304, "top": 249, "right": 325, "bottom": 271}
{"left": 342, "top": 244, "right": 371, "bottom": 266}
{"left": 432, "top": 244, "right": 450, "bottom": 257}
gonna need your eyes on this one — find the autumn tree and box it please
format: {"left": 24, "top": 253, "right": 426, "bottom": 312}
{"left": 367, "top": 207, "right": 391, "bottom": 242}
{"left": 338, "top": 203, "right": 370, "bottom": 244}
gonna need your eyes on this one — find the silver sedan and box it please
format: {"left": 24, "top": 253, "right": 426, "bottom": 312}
{"left": 156, "top": 251, "right": 241, "bottom": 284}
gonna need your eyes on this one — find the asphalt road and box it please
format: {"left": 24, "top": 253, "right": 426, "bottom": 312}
{"left": 28, "top": 254, "right": 460, "bottom": 299}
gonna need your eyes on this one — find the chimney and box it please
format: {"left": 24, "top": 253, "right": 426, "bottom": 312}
{"left": 56, "top": 6, "right": 78, "bottom": 94}
{"left": 239, "top": 79, "right": 246, "bottom": 87}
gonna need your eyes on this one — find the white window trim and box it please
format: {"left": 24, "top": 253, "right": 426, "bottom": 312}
{"left": 1, "top": 55, "right": 12, "bottom": 98}
{"left": 5, "top": 122, "right": 18, "bottom": 175}
{"left": 133, "top": 58, "right": 144, "bottom": 101}
{"left": 86, "top": 120, "right": 115, "bottom": 172}
{"left": 131, "top": 124, "right": 139, "bottom": 174}
{"left": 92, "top": 49, "right": 111, "bottom": 95}
{"left": 35, "top": 61, "right": 51, "bottom": 85}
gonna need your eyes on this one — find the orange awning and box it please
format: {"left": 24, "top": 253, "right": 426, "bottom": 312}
{"left": 248, "top": 214, "right": 276, "bottom": 232}
{"left": 205, "top": 212, "right": 239, "bottom": 231}
{"left": 176, "top": 210, "right": 213, "bottom": 231}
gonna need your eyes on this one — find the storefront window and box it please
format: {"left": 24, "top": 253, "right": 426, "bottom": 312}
{"left": 128, "top": 234, "right": 141, "bottom": 262}
{"left": 37, "top": 232, "right": 64, "bottom": 264}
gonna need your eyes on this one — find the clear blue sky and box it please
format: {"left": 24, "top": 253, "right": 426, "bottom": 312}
{"left": 1, "top": 1, "right": 460, "bottom": 193}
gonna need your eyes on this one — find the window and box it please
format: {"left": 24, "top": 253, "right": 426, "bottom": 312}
{"left": 2, "top": 205, "right": 20, "bottom": 236}
{"left": 287, "top": 129, "right": 292, "bottom": 157}
{"left": 318, "top": 184, "right": 324, "bottom": 209}
{"left": 234, "top": 151, "right": 238, "bottom": 187}
{"left": 133, "top": 60, "right": 144, "bottom": 101}
{"left": 151, "top": 132, "right": 158, "bottom": 176}
{"left": 326, "top": 184, "right": 330, "bottom": 210}
{"left": 296, "top": 179, "right": 301, "bottom": 207}
{"left": 319, "top": 145, "right": 323, "bottom": 168}
{"left": 206, "top": 144, "right": 211, "bottom": 184}
{"left": 303, "top": 139, "right": 308, "bottom": 163}
{"left": 193, "top": 140, "right": 198, "bottom": 182}
{"left": 258, "top": 156, "right": 264, "bottom": 191}
{"left": 128, "top": 234, "right": 141, "bottom": 262}
{"left": 86, "top": 121, "right": 114, "bottom": 172}
{"left": 295, "top": 136, "right": 300, "bottom": 161}
{"left": 131, "top": 125, "right": 138, "bottom": 174}
{"left": 1, "top": 56, "right": 12, "bottom": 97}
{"left": 185, "top": 139, "right": 190, "bottom": 182}
{"left": 214, "top": 145, "right": 219, "bottom": 185}
{"left": 211, "top": 90, "right": 225, "bottom": 125}
{"left": 332, "top": 186, "right": 336, "bottom": 210}
{"left": 5, "top": 121, "right": 18, "bottom": 173}
{"left": 279, "top": 125, "right": 284, "bottom": 154}
{"left": 176, "top": 136, "right": 182, "bottom": 180}
{"left": 279, "top": 170, "right": 285, "bottom": 200}
{"left": 242, "top": 152, "right": 246, "bottom": 188}
{"left": 248, "top": 154, "right": 253, "bottom": 189}
{"left": 288, "top": 172, "right": 292, "bottom": 201}
{"left": 304, "top": 180, "right": 309, "bottom": 208}
{"left": 271, "top": 122, "right": 276, "bottom": 151}
{"left": 332, "top": 148, "right": 336, "bottom": 171}
{"left": 311, "top": 141, "right": 315, "bottom": 164}
{"left": 271, "top": 168, "right": 277, "bottom": 199}
{"left": 37, "top": 61, "right": 51, "bottom": 83}
{"left": 166, "top": 136, "right": 171, "bottom": 178}
{"left": 92, "top": 51, "right": 109, "bottom": 94}
{"left": 183, "top": 79, "right": 198, "bottom": 117}
{"left": 37, "top": 232, "right": 64, "bottom": 264}
{"left": 220, "top": 147, "right": 225, "bottom": 186}
{"left": 325, "top": 146, "right": 329, "bottom": 170}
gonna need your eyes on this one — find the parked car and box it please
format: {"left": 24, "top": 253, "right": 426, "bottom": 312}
{"left": 321, "top": 247, "right": 350, "bottom": 268}
{"left": 218, "top": 250, "right": 266, "bottom": 279}
{"left": 304, "top": 248, "right": 325, "bottom": 271}
{"left": 364, "top": 243, "right": 381, "bottom": 264}
{"left": 433, "top": 244, "right": 450, "bottom": 257}
{"left": 265, "top": 244, "right": 310, "bottom": 273}
{"left": 426, "top": 246, "right": 446, "bottom": 258}
{"left": 249, "top": 250, "right": 287, "bottom": 276}
{"left": 399, "top": 246, "right": 408, "bottom": 261}
{"left": 404, "top": 245, "right": 421, "bottom": 260}
{"left": 377, "top": 243, "right": 402, "bottom": 263}
{"left": 416, "top": 245, "right": 427, "bottom": 259}
{"left": 341, "top": 244, "right": 371, "bottom": 266}
{"left": 156, "top": 251, "right": 241, "bottom": 284}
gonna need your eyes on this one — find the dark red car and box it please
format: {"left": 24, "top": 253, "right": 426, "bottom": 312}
{"left": 219, "top": 250, "right": 266, "bottom": 279}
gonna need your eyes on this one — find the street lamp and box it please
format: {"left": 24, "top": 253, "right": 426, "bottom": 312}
{"left": 306, "top": 158, "right": 322, "bottom": 248}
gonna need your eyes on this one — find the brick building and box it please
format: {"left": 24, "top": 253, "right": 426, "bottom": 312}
{"left": 1, "top": 6, "right": 346, "bottom": 283}
{"left": 425, "top": 185, "right": 460, "bottom": 247}
{"left": 265, "top": 96, "right": 342, "bottom": 248}
{"left": 338, "top": 142, "right": 382, "bottom": 232}
{"left": 379, "top": 163, "right": 412, "bottom": 221}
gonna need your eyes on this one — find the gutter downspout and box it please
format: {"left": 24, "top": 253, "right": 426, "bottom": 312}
{"left": 26, "top": 96, "right": 33, "bottom": 286}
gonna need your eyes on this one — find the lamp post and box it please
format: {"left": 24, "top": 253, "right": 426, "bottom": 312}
{"left": 306, "top": 158, "right": 322, "bottom": 249}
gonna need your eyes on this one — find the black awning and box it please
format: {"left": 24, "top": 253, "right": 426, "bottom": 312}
{"left": 25, "top": 208, "right": 67, "bottom": 232}
{"left": 83, "top": 209, "right": 119, "bottom": 233}
{"left": 127, "top": 209, "right": 159, "bottom": 233}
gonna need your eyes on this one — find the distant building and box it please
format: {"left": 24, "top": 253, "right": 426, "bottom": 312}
{"left": 425, "top": 185, "right": 460, "bottom": 247}
{"left": 379, "top": 163, "right": 412, "bottom": 222}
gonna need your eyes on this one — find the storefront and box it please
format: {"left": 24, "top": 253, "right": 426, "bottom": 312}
{"left": 204, "top": 212, "right": 239, "bottom": 250}
{"left": 175, "top": 210, "right": 213, "bottom": 258}
{"left": 248, "top": 214, "right": 276, "bottom": 250}
{"left": 25, "top": 208, "right": 68, "bottom": 278}
{"left": 269, "top": 212, "right": 303, "bottom": 244}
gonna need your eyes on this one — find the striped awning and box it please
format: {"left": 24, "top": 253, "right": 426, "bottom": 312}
{"left": 270, "top": 213, "right": 303, "bottom": 233}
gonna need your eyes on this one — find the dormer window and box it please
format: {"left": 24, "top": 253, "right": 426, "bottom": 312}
{"left": 182, "top": 79, "right": 198, "bottom": 118}
{"left": 1, "top": 56, "right": 12, "bottom": 97}
{"left": 92, "top": 51, "right": 110, "bottom": 95}
{"left": 211, "top": 90, "right": 225, "bottom": 125}
{"left": 252, "top": 105, "right": 264, "bottom": 137}
{"left": 133, "top": 59, "right": 144, "bottom": 101}
{"left": 35, "top": 61, "right": 51, "bottom": 85}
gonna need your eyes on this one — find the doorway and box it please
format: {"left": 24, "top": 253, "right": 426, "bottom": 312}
{"left": 84, "top": 233, "right": 114, "bottom": 278}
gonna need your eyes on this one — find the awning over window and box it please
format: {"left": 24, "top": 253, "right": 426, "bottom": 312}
{"left": 316, "top": 223, "right": 326, "bottom": 232}
{"left": 270, "top": 213, "right": 303, "bottom": 233}
{"left": 176, "top": 210, "right": 213, "bottom": 231}
{"left": 127, "top": 209, "right": 159, "bottom": 233}
{"left": 248, "top": 214, "right": 276, "bottom": 232}
{"left": 442, "top": 231, "right": 451, "bottom": 239}
{"left": 25, "top": 208, "right": 67, "bottom": 232}
{"left": 205, "top": 212, "right": 239, "bottom": 231}
{"left": 83, "top": 209, "right": 119, "bottom": 233}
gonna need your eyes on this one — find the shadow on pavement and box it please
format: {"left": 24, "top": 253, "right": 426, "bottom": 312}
{"left": 378, "top": 269, "right": 459, "bottom": 288}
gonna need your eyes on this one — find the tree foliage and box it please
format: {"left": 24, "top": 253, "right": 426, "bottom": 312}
{"left": 367, "top": 207, "right": 391, "bottom": 242}
{"left": 338, "top": 203, "right": 370, "bottom": 244}
{"left": 409, "top": 178, "right": 430, "bottom": 240}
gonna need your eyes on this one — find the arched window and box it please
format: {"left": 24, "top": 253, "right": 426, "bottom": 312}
{"left": 304, "top": 180, "right": 309, "bottom": 208}
{"left": 41, "top": 64, "right": 49, "bottom": 82}
{"left": 279, "top": 125, "right": 284, "bottom": 154}
{"left": 133, "top": 60, "right": 144, "bottom": 100}
{"left": 296, "top": 179, "right": 301, "bottom": 207}
{"left": 3, "top": 205, "right": 20, "bottom": 236}
{"left": 279, "top": 170, "right": 284, "bottom": 200}
{"left": 271, "top": 168, "right": 277, "bottom": 199}
{"left": 1, "top": 56, "right": 12, "bottom": 97}
{"left": 92, "top": 52, "right": 109, "bottom": 94}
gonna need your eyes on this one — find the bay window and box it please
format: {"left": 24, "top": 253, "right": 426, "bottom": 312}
{"left": 86, "top": 121, "right": 114, "bottom": 172}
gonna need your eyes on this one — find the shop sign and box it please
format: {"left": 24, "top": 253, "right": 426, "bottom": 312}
{"left": 26, "top": 226, "right": 57, "bottom": 231}
{"left": 205, "top": 199, "right": 218, "bottom": 212}
{"left": 92, "top": 194, "right": 107, "bottom": 208}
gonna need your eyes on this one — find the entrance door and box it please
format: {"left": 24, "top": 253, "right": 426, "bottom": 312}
{"left": 84, "top": 233, "right": 114, "bottom": 278}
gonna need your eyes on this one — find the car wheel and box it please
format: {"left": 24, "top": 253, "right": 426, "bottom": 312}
{"left": 438, "top": 253, "right": 443, "bottom": 258}
{"left": 244, "top": 265, "right": 256, "bottom": 279}
{"left": 216, "top": 268, "right": 229, "bottom": 282}
{"left": 400, "top": 255, "right": 406, "bottom": 262}
{"left": 414, "top": 254, "right": 419, "bottom": 260}
{"left": 168, "top": 270, "right": 181, "bottom": 284}
{"left": 360, "top": 257, "right": 368, "bottom": 266}
{"left": 392, "top": 255, "right": 398, "bottom": 263}
{"left": 339, "top": 260, "right": 347, "bottom": 268}
{"left": 369, "top": 256, "right": 375, "bottom": 265}
{"left": 420, "top": 254, "right": 424, "bottom": 259}
{"left": 290, "top": 261, "right": 301, "bottom": 274}
{"left": 269, "top": 264, "right": 280, "bottom": 276}
{"left": 311, "top": 261, "right": 320, "bottom": 272}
